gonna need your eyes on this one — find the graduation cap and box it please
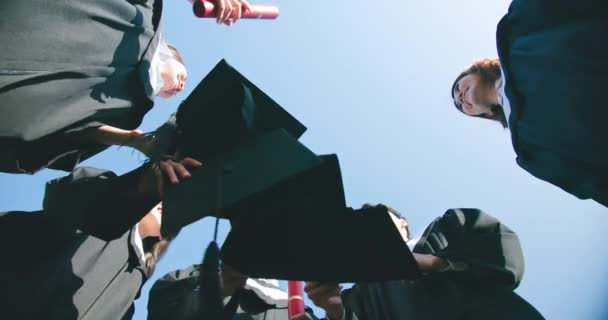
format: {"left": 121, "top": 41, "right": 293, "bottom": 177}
{"left": 221, "top": 172, "right": 422, "bottom": 283}
{"left": 161, "top": 128, "right": 321, "bottom": 235}
{"left": 173, "top": 59, "right": 306, "bottom": 161}
{"left": 157, "top": 59, "right": 336, "bottom": 319}
{"left": 160, "top": 59, "right": 314, "bottom": 234}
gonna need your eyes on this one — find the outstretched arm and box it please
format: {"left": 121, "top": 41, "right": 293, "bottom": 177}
{"left": 43, "top": 157, "right": 201, "bottom": 240}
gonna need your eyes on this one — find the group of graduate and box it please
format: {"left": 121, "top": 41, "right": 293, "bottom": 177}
{"left": 1, "top": 0, "right": 606, "bottom": 319}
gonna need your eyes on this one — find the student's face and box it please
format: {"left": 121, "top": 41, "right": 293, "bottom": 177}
{"left": 388, "top": 211, "right": 409, "bottom": 242}
{"left": 139, "top": 203, "right": 163, "bottom": 238}
{"left": 453, "top": 73, "right": 495, "bottom": 117}
{"left": 158, "top": 58, "right": 188, "bottom": 99}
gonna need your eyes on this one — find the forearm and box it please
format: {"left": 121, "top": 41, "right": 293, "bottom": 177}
{"left": 43, "top": 164, "right": 160, "bottom": 240}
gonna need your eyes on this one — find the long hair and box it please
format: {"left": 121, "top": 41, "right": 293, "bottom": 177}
{"left": 451, "top": 58, "right": 508, "bottom": 128}
{"left": 144, "top": 237, "right": 172, "bottom": 275}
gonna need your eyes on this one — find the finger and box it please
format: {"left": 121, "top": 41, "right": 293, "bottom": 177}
{"left": 172, "top": 162, "right": 192, "bottom": 179}
{"left": 240, "top": 0, "right": 252, "bottom": 12}
{"left": 152, "top": 164, "right": 164, "bottom": 196}
{"left": 307, "top": 284, "right": 340, "bottom": 300}
{"left": 181, "top": 158, "right": 203, "bottom": 168}
{"left": 160, "top": 161, "right": 179, "bottom": 184}
{"left": 232, "top": 0, "right": 242, "bottom": 23}
{"left": 216, "top": 0, "right": 225, "bottom": 24}
{"left": 221, "top": 2, "right": 233, "bottom": 24}
{"left": 304, "top": 281, "right": 321, "bottom": 293}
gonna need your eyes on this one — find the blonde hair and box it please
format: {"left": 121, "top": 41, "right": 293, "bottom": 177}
{"left": 144, "top": 238, "right": 171, "bottom": 275}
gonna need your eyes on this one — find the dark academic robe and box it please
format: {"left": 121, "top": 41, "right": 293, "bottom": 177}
{"left": 496, "top": 0, "right": 608, "bottom": 207}
{"left": 0, "top": 0, "right": 162, "bottom": 173}
{"left": 43, "top": 166, "right": 159, "bottom": 241}
{"left": 148, "top": 264, "right": 319, "bottom": 320}
{"left": 0, "top": 164, "right": 160, "bottom": 319}
{"left": 0, "top": 211, "right": 148, "bottom": 320}
{"left": 341, "top": 209, "right": 545, "bottom": 320}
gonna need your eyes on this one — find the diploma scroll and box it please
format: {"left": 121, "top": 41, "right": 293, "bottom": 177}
{"left": 191, "top": 0, "right": 279, "bottom": 19}
{"left": 288, "top": 281, "right": 310, "bottom": 320}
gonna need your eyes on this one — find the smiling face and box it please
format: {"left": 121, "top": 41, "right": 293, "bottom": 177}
{"left": 450, "top": 58, "right": 509, "bottom": 128}
{"left": 452, "top": 73, "right": 496, "bottom": 117}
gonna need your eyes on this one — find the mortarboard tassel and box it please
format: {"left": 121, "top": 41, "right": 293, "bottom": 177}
{"left": 198, "top": 166, "right": 242, "bottom": 320}
{"left": 199, "top": 235, "right": 223, "bottom": 320}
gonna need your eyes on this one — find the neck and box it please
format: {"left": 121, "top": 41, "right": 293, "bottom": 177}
{"left": 138, "top": 222, "right": 153, "bottom": 239}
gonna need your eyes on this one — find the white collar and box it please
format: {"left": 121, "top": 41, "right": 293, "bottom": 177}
{"left": 131, "top": 224, "right": 146, "bottom": 264}
{"left": 148, "top": 32, "right": 174, "bottom": 96}
{"left": 496, "top": 67, "right": 512, "bottom": 126}
{"left": 244, "top": 278, "right": 288, "bottom": 305}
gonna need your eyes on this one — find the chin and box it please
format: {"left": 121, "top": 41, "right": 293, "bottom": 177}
{"left": 158, "top": 91, "right": 176, "bottom": 99}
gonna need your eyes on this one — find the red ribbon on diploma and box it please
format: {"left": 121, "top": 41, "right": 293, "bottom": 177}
{"left": 288, "top": 281, "right": 310, "bottom": 320}
{"left": 191, "top": 0, "right": 279, "bottom": 19}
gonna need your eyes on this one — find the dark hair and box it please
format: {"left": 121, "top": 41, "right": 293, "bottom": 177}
{"left": 451, "top": 58, "right": 508, "bottom": 128}
{"left": 362, "top": 203, "right": 411, "bottom": 240}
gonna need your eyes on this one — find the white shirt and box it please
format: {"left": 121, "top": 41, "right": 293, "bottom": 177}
{"left": 496, "top": 67, "right": 512, "bottom": 126}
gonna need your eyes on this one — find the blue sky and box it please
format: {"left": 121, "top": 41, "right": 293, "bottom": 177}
{"left": 1, "top": 1, "right": 607, "bottom": 319}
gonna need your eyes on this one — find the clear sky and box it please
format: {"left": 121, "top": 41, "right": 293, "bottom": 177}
{"left": 1, "top": 1, "right": 607, "bottom": 319}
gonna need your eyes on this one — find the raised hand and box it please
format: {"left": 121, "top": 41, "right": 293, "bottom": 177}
{"left": 138, "top": 157, "right": 203, "bottom": 197}
{"left": 304, "top": 282, "right": 344, "bottom": 320}
{"left": 212, "top": 0, "right": 252, "bottom": 25}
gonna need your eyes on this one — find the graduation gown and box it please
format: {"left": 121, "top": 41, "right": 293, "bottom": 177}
{"left": 0, "top": 211, "right": 149, "bottom": 320}
{"left": 148, "top": 264, "right": 319, "bottom": 320}
{"left": 497, "top": 0, "right": 608, "bottom": 207}
{"left": 340, "top": 209, "right": 545, "bottom": 320}
{"left": 0, "top": 0, "right": 162, "bottom": 173}
{"left": 43, "top": 165, "right": 159, "bottom": 241}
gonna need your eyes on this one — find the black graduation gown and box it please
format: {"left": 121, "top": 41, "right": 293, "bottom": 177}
{"left": 148, "top": 264, "right": 319, "bottom": 320}
{"left": 43, "top": 166, "right": 159, "bottom": 241}
{"left": 0, "top": 0, "right": 162, "bottom": 173}
{"left": 0, "top": 211, "right": 148, "bottom": 320}
{"left": 496, "top": 0, "right": 608, "bottom": 207}
{"left": 340, "top": 209, "right": 545, "bottom": 320}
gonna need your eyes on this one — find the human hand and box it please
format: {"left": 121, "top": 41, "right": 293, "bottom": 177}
{"left": 413, "top": 253, "right": 448, "bottom": 273}
{"left": 304, "top": 282, "right": 344, "bottom": 320}
{"left": 220, "top": 264, "right": 248, "bottom": 297}
{"left": 211, "top": 0, "right": 252, "bottom": 25}
{"left": 138, "top": 157, "right": 202, "bottom": 197}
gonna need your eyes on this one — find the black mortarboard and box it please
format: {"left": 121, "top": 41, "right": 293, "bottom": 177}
{"left": 221, "top": 202, "right": 422, "bottom": 282}
{"left": 174, "top": 59, "right": 306, "bottom": 161}
{"left": 161, "top": 129, "right": 321, "bottom": 236}
{"left": 160, "top": 59, "right": 314, "bottom": 235}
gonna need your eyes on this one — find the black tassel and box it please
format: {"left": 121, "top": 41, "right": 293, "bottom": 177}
{"left": 199, "top": 241, "right": 223, "bottom": 320}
